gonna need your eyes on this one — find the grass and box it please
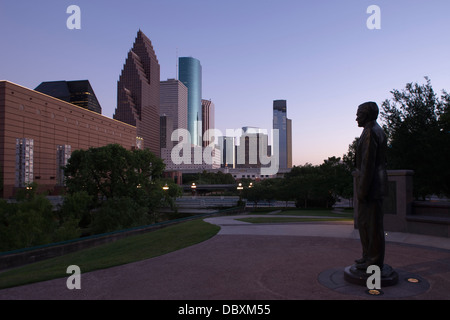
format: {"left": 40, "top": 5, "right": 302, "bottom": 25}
{"left": 272, "top": 209, "right": 354, "bottom": 218}
{"left": 0, "top": 219, "right": 220, "bottom": 290}
{"left": 237, "top": 217, "right": 354, "bottom": 224}
{"left": 242, "top": 208, "right": 354, "bottom": 224}
{"left": 248, "top": 208, "right": 354, "bottom": 217}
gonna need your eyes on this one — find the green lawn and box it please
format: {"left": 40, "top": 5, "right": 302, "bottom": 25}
{"left": 0, "top": 219, "right": 220, "bottom": 290}
{"left": 273, "top": 209, "right": 353, "bottom": 217}
{"left": 249, "top": 208, "right": 354, "bottom": 218}
{"left": 241, "top": 209, "right": 353, "bottom": 224}
{"left": 237, "top": 217, "right": 353, "bottom": 224}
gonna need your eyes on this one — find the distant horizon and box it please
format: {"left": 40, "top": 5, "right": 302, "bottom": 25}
{"left": 2, "top": 1, "right": 449, "bottom": 166}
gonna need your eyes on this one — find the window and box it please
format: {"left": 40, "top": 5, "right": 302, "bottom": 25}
{"left": 56, "top": 145, "right": 71, "bottom": 186}
{"left": 15, "top": 138, "right": 34, "bottom": 187}
{"left": 136, "top": 137, "right": 144, "bottom": 149}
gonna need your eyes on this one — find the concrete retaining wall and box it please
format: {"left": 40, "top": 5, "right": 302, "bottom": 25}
{"left": 353, "top": 170, "right": 450, "bottom": 238}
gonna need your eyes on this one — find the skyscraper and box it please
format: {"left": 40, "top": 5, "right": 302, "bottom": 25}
{"left": 160, "top": 78, "right": 188, "bottom": 145}
{"left": 218, "top": 136, "right": 235, "bottom": 168}
{"left": 273, "top": 100, "right": 292, "bottom": 169}
{"left": 114, "top": 30, "right": 160, "bottom": 156}
{"left": 235, "top": 127, "right": 271, "bottom": 169}
{"left": 286, "top": 118, "right": 292, "bottom": 168}
{"left": 201, "top": 99, "right": 215, "bottom": 148}
{"left": 160, "top": 115, "right": 173, "bottom": 149}
{"left": 178, "top": 57, "right": 202, "bottom": 146}
{"left": 35, "top": 80, "right": 102, "bottom": 114}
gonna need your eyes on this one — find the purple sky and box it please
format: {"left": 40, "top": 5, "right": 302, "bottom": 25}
{"left": 1, "top": 0, "right": 450, "bottom": 165}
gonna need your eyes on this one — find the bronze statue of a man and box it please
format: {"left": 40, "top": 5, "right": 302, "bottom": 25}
{"left": 355, "top": 102, "right": 388, "bottom": 270}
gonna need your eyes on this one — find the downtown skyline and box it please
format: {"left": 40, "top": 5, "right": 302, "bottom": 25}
{"left": 1, "top": 1, "right": 450, "bottom": 166}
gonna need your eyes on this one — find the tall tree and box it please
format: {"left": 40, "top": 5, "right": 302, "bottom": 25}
{"left": 320, "top": 156, "right": 353, "bottom": 204}
{"left": 64, "top": 144, "right": 165, "bottom": 204}
{"left": 64, "top": 144, "right": 171, "bottom": 233}
{"left": 380, "top": 77, "right": 450, "bottom": 198}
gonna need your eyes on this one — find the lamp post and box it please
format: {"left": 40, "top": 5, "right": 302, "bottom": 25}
{"left": 191, "top": 182, "right": 197, "bottom": 197}
{"left": 163, "top": 184, "right": 169, "bottom": 191}
{"left": 237, "top": 182, "right": 243, "bottom": 202}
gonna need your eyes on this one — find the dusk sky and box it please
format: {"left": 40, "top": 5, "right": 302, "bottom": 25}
{"left": 1, "top": 0, "right": 449, "bottom": 166}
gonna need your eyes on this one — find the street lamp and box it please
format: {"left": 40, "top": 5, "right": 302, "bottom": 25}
{"left": 191, "top": 182, "right": 197, "bottom": 197}
{"left": 237, "top": 182, "right": 244, "bottom": 203}
{"left": 163, "top": 184, "right": 169, "bottom": 191}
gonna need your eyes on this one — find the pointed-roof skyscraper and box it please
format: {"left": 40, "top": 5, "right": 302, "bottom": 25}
{"left": 114, "top": 30, "right": 160, "bottom": 156}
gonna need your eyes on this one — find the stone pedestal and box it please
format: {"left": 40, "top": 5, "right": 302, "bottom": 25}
{"left": 353, "top": 170, "right": 414, "bottom": 233}
{"left": 343, "top": 264, "right": 399, "bottom": 287}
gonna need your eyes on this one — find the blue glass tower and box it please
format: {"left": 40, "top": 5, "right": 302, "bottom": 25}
{"left": 178, "top": 57, "right": 202, "bottom": 146}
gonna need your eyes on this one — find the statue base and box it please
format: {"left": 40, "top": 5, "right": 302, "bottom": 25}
{"left": 343, "top": 264, "right": 399, "bottom": 287}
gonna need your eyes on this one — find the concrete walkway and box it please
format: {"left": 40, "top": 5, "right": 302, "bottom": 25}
{"left": 0, "top": 215, "right": 449, "bottom": 300}
{"left": 206, "top": 215, "right": 450, "bottom": 251}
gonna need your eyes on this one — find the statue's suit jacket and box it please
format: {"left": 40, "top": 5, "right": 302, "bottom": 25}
{"left": 355, "top": 121, "right": 388, "bottom": 202}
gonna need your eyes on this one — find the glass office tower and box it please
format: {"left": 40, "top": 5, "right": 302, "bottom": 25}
{"left": 178, "top": 57, "right": 202, "bottom": 146}
{"left": 273, "top": 100, "right": 292, "bottom": 169}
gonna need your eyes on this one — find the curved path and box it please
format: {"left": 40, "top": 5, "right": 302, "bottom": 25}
{"left": 0, "top": 215, "right": 449, "bottom": 300}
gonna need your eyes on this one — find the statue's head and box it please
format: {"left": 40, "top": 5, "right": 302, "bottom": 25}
{"left": 356, "top": 101, "right": 379, "bottom": 127}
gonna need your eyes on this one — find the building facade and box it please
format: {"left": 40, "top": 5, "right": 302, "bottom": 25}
{"left": 0, "top": 81, "right": 138, "bottom": 198}
{"left": 35, "top": 80, "right": 102, "bottom": 114}
{"left": 286, "top": 118, "right": 292, "bottom": 168}
{"left": 178, "top": 57, "right": 202, "bottom": 146}
{"left": 160, "top": 115, "right": 173, "bottom": 149}
{"left": 201, "top": 99, "right": 215, "bottom": 148}
{"left": 235, "top": 127, "right": 271, "bottom": 169}
{"left": 273, "top": 100, "right": 292, "bottom": 169}
{"left": 161, "top": 145, "right": 221, "bottom": 172}
{"left": 114, "top": 30, "right": 160, "bottom": 156}
{"left": 218, "top": 136, "right": 235, "bottom": 168}
{"left": 160, "top": 78, "right": 188, "bottom": 146}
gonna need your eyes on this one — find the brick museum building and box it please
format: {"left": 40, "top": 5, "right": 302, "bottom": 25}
{"left": 0, "top": 81, "right": 139, "bottom": 199}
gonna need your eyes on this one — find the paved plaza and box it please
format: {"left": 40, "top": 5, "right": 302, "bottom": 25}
{"left": 0, "top": 215, "right": 449, "bottom": 300}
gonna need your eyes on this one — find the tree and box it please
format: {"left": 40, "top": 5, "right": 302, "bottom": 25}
{"left": 242, "top": 182, "right": 265, "bottom": 208}
{"left": 183, "top": 171, "right": 235, "bottom": 185}
{"left": 64, "top": 144, "right": 173, "bottom": 233}
{"left": 0, "top": 184, "right": 80, "bottom": 251}
{"left": 284, "top": 164, "right": 330, "bottom": 208}
{"left": 341, "top": 139, "right": 359, "bottom": 206}
{"left": 64, "top": 144, "right": 165, "bottom": 202}
{"left": 342, "top": 138, "right": 358, "bottom": 173}
{"left": 259, "top": 179, "right": 279, "bottom": 206}
{"left": 319, "top": 156, "right": 353, "bottom": 206}
{"left": 380, "top": 77, "right": 450, "bottom": 198}
{"left": 274, "top": 178, "right": 297, "bottom": 208}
